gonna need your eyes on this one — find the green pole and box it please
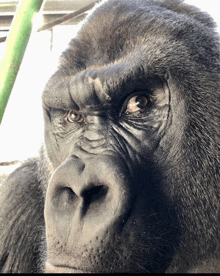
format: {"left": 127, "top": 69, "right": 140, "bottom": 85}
{"left": 0, "top": 0, "right": 45, "bottom": 124}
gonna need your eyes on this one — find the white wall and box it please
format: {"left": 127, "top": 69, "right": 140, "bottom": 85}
{"left": 0, "top": 0, "right": 219, "bottom": 162}
{"left": 0, "top": 25, "right": 79, "bottom": 162}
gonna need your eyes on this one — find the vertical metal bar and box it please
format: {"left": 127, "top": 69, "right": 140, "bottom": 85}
{"left": 0, "top": 0, "right": 45, "bottom": 124}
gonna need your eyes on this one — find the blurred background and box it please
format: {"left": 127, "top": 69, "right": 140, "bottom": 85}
{"left": 0, "top": 0, "right": 219, "bottom": 178}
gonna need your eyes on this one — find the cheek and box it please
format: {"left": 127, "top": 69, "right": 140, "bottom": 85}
{"left": 44, "top": 125, "right": 72, "bottom": 168}
{"left": 117, "top": 121, "right": 163, "bottom": 159}
{"left": 44, "top": 112, "right": 83, "bottom": 167}
{"left": 44, "top": 130, "right": 60, "bottom": 168}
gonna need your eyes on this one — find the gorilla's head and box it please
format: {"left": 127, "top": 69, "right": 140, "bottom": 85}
{"left": 40, "top": 0, "right": 220, "bottom": 273}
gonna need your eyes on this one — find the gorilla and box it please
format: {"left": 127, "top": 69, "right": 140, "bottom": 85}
{"left": 0, "top": 0, "right": 220, "bottom": 273}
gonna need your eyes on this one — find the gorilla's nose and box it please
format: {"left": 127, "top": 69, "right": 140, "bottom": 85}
{"left": 45, "top": 154, "right": 131, "bottom": 247}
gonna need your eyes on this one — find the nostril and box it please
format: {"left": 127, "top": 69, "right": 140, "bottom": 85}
{"left": 82, "top": 185, "right": 109, "bottom": 209}
{"left": 53, "top": 186, "right": 78, "bottom": 212}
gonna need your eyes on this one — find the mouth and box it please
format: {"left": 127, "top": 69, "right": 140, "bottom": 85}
{"left": 45, "top": 262, "right": 87, "bottom": 273}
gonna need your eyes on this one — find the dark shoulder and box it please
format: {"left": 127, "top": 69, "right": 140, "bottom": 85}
{"left": 0, "top": 158, "right": 45, "bottom": 273}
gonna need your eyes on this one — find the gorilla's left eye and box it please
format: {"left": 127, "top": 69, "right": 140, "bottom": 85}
{"left": 125, "top": 95, "right": 149, "bottom": 114}
{"left": 67, "top": 111, "right": 84, "bottom": 123}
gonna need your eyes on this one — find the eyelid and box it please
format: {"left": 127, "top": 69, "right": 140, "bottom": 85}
{"left": 50, "top": 107, "right": 68, "bottom": 117}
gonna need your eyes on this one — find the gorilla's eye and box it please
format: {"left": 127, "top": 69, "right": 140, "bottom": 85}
{"left": 125, "top": 95, "right": 148, "bottom": 114}
{"left": 67, "top": 111, "right": 84, "bottom": 123}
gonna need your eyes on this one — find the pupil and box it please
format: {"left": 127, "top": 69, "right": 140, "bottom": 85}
{"left": 68, "top": 111, "right": 81, "bottom": 122}
{"left": 136, "top": 96, "right": 147, "bottom": 108}
{"left": 71, "top": 113, "right": 76, "bottom": 119}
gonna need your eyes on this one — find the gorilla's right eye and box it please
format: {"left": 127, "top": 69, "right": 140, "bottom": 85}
{"left": 67, "top": 111, "right": 84, "bottom": 123}
{"left": 125, "top": 95, "right": 149, "bottom": 115}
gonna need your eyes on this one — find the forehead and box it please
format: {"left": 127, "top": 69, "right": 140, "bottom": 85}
{"left": 58, "top": 0, "right": 180, "bottom": 71}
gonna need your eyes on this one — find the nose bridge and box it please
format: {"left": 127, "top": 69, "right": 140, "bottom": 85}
{"left": 85, "top": 113, "right": 107, "bottom": 124}
{"left": 83, "top": 128, "right": 106, "bottom": 144}
{"left": 77, "top": 113, "right": 111, "bottom": 153}
{"left": 85, "top": 115, "right": 106, "bottom": 138}
{"left": 50, "top": 156, "right": 85, "bottom": 196}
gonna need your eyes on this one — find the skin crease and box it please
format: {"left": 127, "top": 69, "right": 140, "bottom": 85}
{"left": 0, "top": 0, "right": 220, "bottom": 273}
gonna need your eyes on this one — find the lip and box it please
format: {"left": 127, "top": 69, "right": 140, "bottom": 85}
{"left": 45, "top": 262, "right": 86, "bottom": 273}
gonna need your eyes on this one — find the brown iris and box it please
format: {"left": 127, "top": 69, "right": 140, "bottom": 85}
{"left": 125, "top": 95, "right": 148, "bottom": 114}
{"left": 67, "top": 111, "right": 84, "bottom": 123}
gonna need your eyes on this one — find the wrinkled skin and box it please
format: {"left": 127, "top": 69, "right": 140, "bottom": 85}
{"left": 0, "top": 0, "right": 220, "bottom": 273}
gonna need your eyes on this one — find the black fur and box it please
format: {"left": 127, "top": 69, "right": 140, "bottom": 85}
{"left": 0, "top": 0, "right": 220, "bottom": 273}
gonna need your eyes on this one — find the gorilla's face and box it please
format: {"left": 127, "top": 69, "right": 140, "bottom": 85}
{"left": 43, "top": 71, "right": 179, "bottom": 272}
{"left": 41, "top": 0, "right": 220, "bottom": 273}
